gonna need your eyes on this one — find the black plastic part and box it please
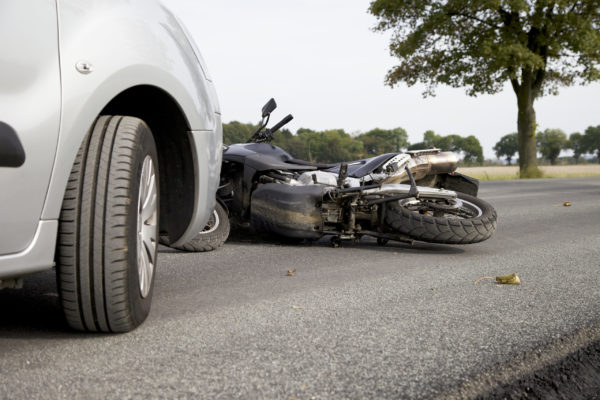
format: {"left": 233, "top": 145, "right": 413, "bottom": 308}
{"left": 0, "top": 121, "right": 26, "bottom": 167}
{"left": 224, "top": 143, "right": 315, "bottom": 171}
{"left": 262, "top": 98, "right": 277, "bottom": 118}
{"left": 250, "top": 184, "right": 326, "bottom": 239}
{"left": 269, "top": 114, "right": 293, "bottom": 134}
{"left": 324, "top": 153, "right": 398, "bottom": 178}
{"left": 437, "top": 172, "right": 479, "bottom": 197}
{"left": 248, "top": 115, "right": 269, "bottom": 143}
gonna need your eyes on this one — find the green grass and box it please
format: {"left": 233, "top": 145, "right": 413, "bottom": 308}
{"left": 457, "top": 165, "right": 600, "bottom": 181}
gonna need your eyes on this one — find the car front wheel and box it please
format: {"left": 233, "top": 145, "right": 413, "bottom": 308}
{"left": 57, "top": 115, "right": 159, "bottom": 333}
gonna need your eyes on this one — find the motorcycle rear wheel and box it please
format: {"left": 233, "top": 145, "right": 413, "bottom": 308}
{"left": 385, "top": 192, "right": 497, "bottom": 244}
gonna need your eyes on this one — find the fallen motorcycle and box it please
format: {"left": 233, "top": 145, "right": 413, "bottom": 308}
{"left": 193, "top": 98, "right": 497, "bottom": 248}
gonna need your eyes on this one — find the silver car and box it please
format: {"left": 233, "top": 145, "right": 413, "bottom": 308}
{"left": 0, "top": 0, "right": 222, "bottom": 332}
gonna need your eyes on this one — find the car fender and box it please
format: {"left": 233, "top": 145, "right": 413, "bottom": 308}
{"left": 42, "top": 0, "right": 221, "bottom": 244}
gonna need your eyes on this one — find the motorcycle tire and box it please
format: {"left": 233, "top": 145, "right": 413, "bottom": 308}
{"left": 385, "top": 192, "right": 497, "bottom": 244}
{"left": 170, "top": 202, "right": 230, "bottom": 252}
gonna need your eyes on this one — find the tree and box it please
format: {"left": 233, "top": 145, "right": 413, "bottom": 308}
{"left": 295, "top": 128, "right": 363, "bottom": 163}
{"left": 369, "top": 1, "right": 600, "bottom": 178}
{"left": 583, "top": 125, "right": 600, "bottom": 163}
{"left": 357, "top": 127, "right": 409, "bottom": 155}
{"left": 222, "top": 121, "right": 257, "bottom": 144}
{"left": 537, "top": 128, "right": 568, "bottom": 165}
{"left": 461, "top": 135, "right": 485, "bottom": 165}
{"left": 567, "top": 132, "right": 586, "bottom": 163}
{"left": 407, "top": 141, "right": 428, "bottom": 151}
{"left": 410, "top": 130, "right": 483, "bottom": 164}
{"left": 493, "top": 133, "right": 519, "bottom": 165}
{"left": 422, "top": 130, "right": 462, "bottom": 152}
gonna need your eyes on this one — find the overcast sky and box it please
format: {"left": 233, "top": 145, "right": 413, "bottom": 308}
{"left": 163, "top": 0, "right": 600, "bottom": 158}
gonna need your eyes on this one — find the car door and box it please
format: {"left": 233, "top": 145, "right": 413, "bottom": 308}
{"left": 0, "top": 1, "right": 61, "bottom": 255}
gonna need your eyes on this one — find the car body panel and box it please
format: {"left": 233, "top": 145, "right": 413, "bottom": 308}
{"left": 0, "top": 1, "right": 62, "bottom": 255}
{"left": 173, "top": 118, "right": 222, "bottom": 247}
{"left": 42, "top": 0, "right": 220, "bottom": 220}
{"left": 0, "top": 0, "right": 221, "bottom": 278}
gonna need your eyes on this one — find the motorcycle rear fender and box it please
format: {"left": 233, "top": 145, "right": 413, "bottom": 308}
{"left": 436, "top": 172, "right": 479, "bottom": 197}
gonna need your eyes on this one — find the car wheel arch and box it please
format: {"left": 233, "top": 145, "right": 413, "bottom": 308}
{"left": 100, "top": 85, "right": 197, "bottom": 245}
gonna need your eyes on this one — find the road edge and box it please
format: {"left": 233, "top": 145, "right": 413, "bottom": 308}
{"left": 434, "top": 321, "right": 600, "bottom": 399}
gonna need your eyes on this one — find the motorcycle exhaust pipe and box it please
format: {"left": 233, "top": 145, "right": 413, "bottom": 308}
{"left": 382, "top": 151, "right": 459, "bottom": 184}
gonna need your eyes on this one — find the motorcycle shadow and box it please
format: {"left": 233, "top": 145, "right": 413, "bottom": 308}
{"left": 226, "top": 229, "right": 465, "bottom": 255}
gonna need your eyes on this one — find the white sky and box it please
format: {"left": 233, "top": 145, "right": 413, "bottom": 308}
{"left": 163, "top": 0, "right": 600, "bottom": 158}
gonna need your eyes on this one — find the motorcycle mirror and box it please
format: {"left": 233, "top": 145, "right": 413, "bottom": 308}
{"left": 262, "top": 98, "right": 277, "bottom": 118}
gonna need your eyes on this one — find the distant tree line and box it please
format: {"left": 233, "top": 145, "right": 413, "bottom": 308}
{"left": 494, "top": 125, "right": 600, "bottom": 165}
{"left": 223, "top": 122, "right": 484, "bottom": 165}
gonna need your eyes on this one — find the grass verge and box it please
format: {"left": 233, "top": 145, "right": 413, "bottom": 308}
{"left": 456, "top": 165, "right": 600, "bottom": 181}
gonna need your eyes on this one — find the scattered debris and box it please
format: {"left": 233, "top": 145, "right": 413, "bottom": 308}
{"left": 287, "top": 268, "right": 296, "bottom": 276}
{"left": 563, "top": 201, "right": 571, "bottom": 207}
{"left": 474, "top": 272, "right": 522, "bottom": 285}
{"left": 496, "top": 273, "right": 522, "bottom": 285}
{"left": 291, "top": 305, "right": 304, "bottom": 310}
{"left": 0, "top": 278, "right": 23, "bottom": 290}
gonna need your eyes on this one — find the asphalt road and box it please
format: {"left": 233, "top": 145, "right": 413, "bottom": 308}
{"left": 1, "top": 178, "right": 599, "bottom": 399}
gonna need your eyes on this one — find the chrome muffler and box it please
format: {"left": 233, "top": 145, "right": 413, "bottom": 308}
{"left": 380, "top": 150, "right": 459, "bottom": 184}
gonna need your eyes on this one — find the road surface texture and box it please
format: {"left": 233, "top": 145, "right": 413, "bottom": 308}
{"left": 1, "top": 178, "right": 599, "bottom": 399}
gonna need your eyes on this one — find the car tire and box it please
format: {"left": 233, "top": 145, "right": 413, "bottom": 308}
{"left": 57, "top": 116, "right": 159, "bottom": 333}
{"left": 169, "top": 202, "right": 230, "bottom": 252}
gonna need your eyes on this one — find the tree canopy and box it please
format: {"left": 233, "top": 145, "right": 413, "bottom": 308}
{"left": 537, "top": 128, "right": 568, "bottom": 165}
{"left": 493, "top": 133, "right": 519, "bottom": 165}
{"left": 406, "top": 130, "right": 484, "bottom": 164}
{"left": 369, "top": 0, "right": 600, "bottom": 177}
{"left": 568, "top": 132, "right": 586, "bottom": 163}
{"left": 583, "top": 125, "right": 600, "bottom": 162}
{"left": 223, "top": 123, "right": 484, "bottom": 164}
{"left": 357, "top": 128, "right": 409, "bottom": 155}
{"left": 223, "top": 121, "right": 600, "bottom": 165}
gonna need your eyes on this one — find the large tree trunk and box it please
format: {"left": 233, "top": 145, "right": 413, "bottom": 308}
{"left": 515, "top": 83, "right": 541, "bottom": 178}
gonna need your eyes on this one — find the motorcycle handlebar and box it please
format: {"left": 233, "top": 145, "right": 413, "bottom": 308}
{"left": 269, "top": 114, "right": 294, "bottom": 135}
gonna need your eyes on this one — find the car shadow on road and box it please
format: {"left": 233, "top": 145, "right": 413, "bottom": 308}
{"left": 0, "top": 270, "right": 95, "bottom": 339}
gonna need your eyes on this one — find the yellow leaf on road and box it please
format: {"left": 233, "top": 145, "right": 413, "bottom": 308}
{"left": 474, "top": 273, "right": 522, "bottom": 285}
{"left": 495, "top": 273, "right": 522, "bottom": 285}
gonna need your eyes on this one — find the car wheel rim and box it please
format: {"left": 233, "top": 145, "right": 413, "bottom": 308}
{"left": 137, "top": 155, "right": 157, "bottom": 298}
